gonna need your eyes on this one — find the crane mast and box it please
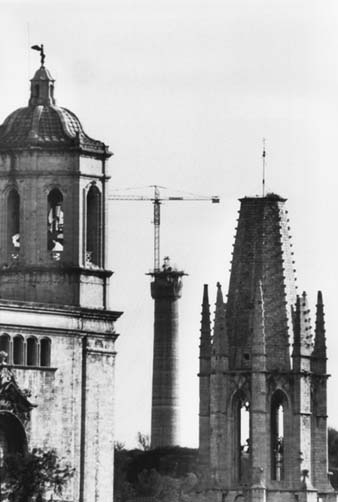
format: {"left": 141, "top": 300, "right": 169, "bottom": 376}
{"left": 153, "top": 186, "right": 161, "bottom": 272}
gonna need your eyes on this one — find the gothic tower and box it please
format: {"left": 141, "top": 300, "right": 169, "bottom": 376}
{"left": 198, "top": 194, "right": 336, "bottom": 502}
{"left": 0, "top": 55, "right": 121, "bottom": 501}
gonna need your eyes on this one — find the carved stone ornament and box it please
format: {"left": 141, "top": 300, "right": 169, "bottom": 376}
{"left": 230, "top": 374, "right": 251, "bottom": 399}
{"left": 267, "top": 372, "right": 291, "bottom": 395}
{"left": 0, "top": 352, "right": 36, "bottom": 424}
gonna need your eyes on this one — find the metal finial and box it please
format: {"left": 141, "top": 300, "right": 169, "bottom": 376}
{"left": 262, "top": 137, "right": 266, "bottom": 197}
{"left": 31, "top": 44, "right": 45, "bottom": 66}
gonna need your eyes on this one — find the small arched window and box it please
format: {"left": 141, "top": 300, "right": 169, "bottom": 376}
{"left": 86, "top": 185, "right": 101, "bottom": 267}
{"left": 0, "top": 335, "right": 10, "bottom": 362}
{"left": 271, "top": 390, "right": 287, "bottom": 481}
{"left": 47, "top": 189, "right": 64, "bottom": 261}
{"left": 7, "top": 189, "right": 20, "bottom": 260}
{"left": 13, "top": 336, "right": 24, "bottom": 365}
{"left": 27, "top": 337, "right": 38, "bottom": 366}
{"left": 40, "top": 338, "right": 51, "bottom": 367}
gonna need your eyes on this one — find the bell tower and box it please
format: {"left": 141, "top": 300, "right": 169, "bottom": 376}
{"left": 0, "top": 54, "right": 112, "bottom": 309}
{"left": 0, "top": 51, "right": 121, "bottom": 502}
{"left": 198, "top": 194, "right": 337, "bottom": 502}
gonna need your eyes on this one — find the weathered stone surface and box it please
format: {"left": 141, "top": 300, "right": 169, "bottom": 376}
{"left": 0, "top": 60, "right": 122, "bottom": 502}
{"left": 198, "top": 194, "right": 337, "bottom": 502}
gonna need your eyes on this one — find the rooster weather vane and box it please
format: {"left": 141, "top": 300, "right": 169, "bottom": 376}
{"left": 31, "top": 44, "right": 45, "bottom": 66}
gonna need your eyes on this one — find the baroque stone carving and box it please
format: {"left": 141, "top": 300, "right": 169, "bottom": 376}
{"left": 0, "top": 351, "right": 36, "bottom": 424}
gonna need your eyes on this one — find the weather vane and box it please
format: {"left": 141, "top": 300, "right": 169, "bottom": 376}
{"left": 31, "top": 44, "right": 45, "bottom": 66}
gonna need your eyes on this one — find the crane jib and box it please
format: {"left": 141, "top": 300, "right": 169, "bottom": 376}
{"left": 109, "top": 188, "right": 220, "bottom": 270}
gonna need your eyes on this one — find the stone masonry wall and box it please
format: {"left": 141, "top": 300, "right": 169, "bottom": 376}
{"left": 82, "top": 338, "right": 116, "bottom": 502}
{"left": 0, "top": 301, "right": 118, "bottom": 502}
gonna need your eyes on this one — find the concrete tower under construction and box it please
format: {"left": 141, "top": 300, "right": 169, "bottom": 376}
{"left": 198, "top": 193, "right": 337, "bottom": 502}
{"left": 149, "top": 257, "right": 185, "bottom": 448}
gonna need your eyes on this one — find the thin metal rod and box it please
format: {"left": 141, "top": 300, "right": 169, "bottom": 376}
{"left": 262, "top": 138, "right": 266, "bottom": 197}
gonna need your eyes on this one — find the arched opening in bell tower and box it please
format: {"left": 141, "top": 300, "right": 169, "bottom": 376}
{"left": 233, "top": 392, "right": 250, "bottom": 484}
{"left": 7, "top": 189, "right": 20, "bottom": 261}
{"left": 271, "top": 390, "right": 287, "bottom": 481}
{"left": 47, "top": 189, "right": 64, "bottom": 260}
{"left": 86, "top": 185, "right": 101, "bottom": 267}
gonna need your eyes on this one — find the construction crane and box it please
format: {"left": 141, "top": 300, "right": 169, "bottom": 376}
{"left": 109, "top": 185, "right": 220, "bottom": 271}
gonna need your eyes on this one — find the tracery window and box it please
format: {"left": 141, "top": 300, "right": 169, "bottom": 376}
{"left": 233, "top": 393, "right": 250, "bottom": 483}
{"left": 86, "top": 185, "right": 101, "bottom": 267}
{"left": 271, "top": 390, "right": 286, "bottom": 481}
{"left": 47, "top": 188, "right": 64, "bottom": 261}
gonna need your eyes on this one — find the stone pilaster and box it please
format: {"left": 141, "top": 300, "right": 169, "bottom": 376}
{"left": 292, "top": 293, "right": 314, "bottom": 489}
{"left": 250, "top": 283, "right": 267, "bottom": 501}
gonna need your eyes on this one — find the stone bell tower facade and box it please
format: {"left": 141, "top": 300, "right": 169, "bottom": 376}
{"left": 0, "top": 57, "right": 121, "bottom": 501}
{"left": 198, "top": 194, "right": 337, "bottom": 502}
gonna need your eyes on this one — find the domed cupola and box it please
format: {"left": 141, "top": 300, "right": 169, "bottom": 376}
{"left": 0, "top": 51, "right": 111, "bottom": 157}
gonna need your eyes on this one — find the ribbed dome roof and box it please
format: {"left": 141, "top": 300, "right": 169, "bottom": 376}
{"left": 0, "top": 65, "right": 111, "bottom": 157}
{"left": 0, "top": 105, "right": 107, "bottom": 154}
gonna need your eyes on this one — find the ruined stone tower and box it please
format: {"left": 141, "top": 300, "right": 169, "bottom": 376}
{"left": 149, "top": 257, "right": 185, "bottom": 448}
{"left": 199, "top": 194, "right": 336, "bottom": 502}
{"left": 0, "top": 56, "right": 121, "bottom": 501}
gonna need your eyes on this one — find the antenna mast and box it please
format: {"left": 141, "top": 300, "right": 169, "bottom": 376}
{"left": 262, "top": 138, "right": 266, "bottom": 197}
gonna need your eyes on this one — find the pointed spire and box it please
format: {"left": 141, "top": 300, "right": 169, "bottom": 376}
{"left": 200, "top": 284, "right": 212, "bottom": 360}
{"left": 212, "top": 282, "right": 229, "bottom": 370}
{"left": 252, "top": 281, "right": 266, "bottom": 371}
{"left": 312, "top": 291, "right": 327, "bottom": 374}
{"left": 199, "top": 284, "right": 211, "bottom": 468}
{"left": 292, "top": 292, "right": 313, "bottom": 368}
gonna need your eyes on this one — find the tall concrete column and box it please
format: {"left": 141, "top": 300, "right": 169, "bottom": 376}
{"left": 149, "top": 262, "right": 185, "bottom": 448}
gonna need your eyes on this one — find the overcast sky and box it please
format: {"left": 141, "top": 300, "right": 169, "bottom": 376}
{"left": 1, "top": 0, "right": 338, "bottom": 448}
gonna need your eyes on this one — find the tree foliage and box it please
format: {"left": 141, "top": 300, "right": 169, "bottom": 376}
{"left": 329, "top": 427, "right": 338, "bottom": 489}
{"left": 114, "top": 428, "right": 338, "bottom": 500}
{"left": 3, "top": 447, "right": 74, "bottom": 502}
{"left": 136, "top": 432, "right": 150, "bottom": 451}
{"left": 114, "top": 443, "right": 198, "bottom": 501}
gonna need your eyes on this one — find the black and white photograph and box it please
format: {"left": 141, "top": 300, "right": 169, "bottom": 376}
{"left": 0, "top": 1, "right": 337, "bottom": 501}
